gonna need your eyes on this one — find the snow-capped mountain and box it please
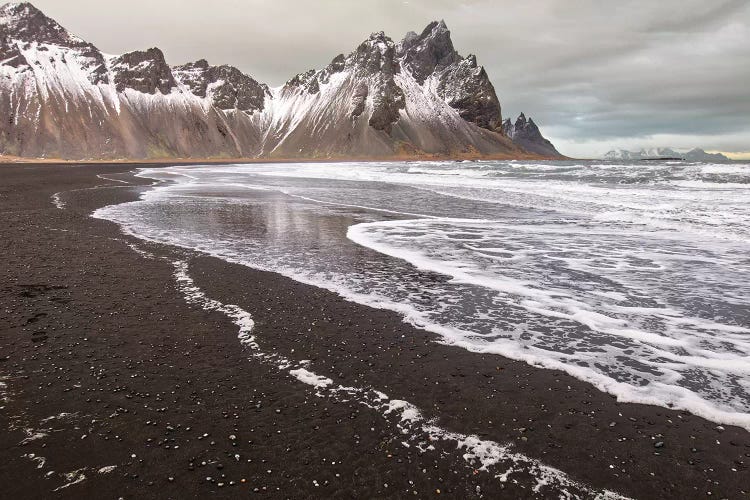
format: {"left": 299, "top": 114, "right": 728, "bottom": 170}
{"left": 502, "top": 113, "right": 563, "bottom": 158}
{"left": 603, "top": 148, "right": 730, "bottom": 162}
{"left": 0, "top": 3, "right": 560, "bottom": 160}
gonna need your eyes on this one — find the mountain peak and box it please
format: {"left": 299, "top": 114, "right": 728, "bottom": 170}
{"left": 191, "top": 58, "right": 210, "bottom": 69}
{"left": 1, "top": 2, "right": 108, "bottom": 83}
{"left": 173, "top": 59, "right": 269, "bottom": 113}
{"left": 110, "top": 47, "right": 177, "bottom": 94}
{"left": 422, "top": 19, "right": 449, "bottom": 36}
{"left": 398, "top": 20, "right": 459, "bottom": 83}
{"left": 1, "top": 1, "right": 49, "bottom": 29}
{"left": 503, "top": 113, "right": 563, "bottom": 158}
{"left": 352, "top": 31, "right": 398, "bottom": 76}
{"left": 0, "top": 2, "right": 40, "bottom": 19}
{"left": 0, "top": 1, "right": 90, "bottom": 48}
{"left": 367, "top": 30, "right": 389, "bottom": 42}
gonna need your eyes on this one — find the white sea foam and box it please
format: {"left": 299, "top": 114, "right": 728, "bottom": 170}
{"left": 92, "top": 160, "right": 750, "bottom": 432}
{"left": 96, "top": 174, "right": 131, "bottom": 184}
{"left": 20, "top": 427, "right": 49, "bottom": 444}
{"left": 22, "top": 453, "right": 46, "bottom": 469}
{"left": 289, "top": 368, "right": 333, "bottom": 388}
{"left": 51, "top": 192, "right": 65, "bottom": 209}
{"left": 168, "top": 257, "right": 628, "bottom": 498}
{"left": 40, "top": 412, "right": 76, "bottom": 424}
{"left": 53, "top": 469, "right": 87, "bottom": 491}
{"left": 0, "top": 376, "right": 8, "bottom": 407}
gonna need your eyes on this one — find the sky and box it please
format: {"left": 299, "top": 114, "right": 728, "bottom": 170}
{"left": 23, "top": 0, "right": 750, "bottom": 159}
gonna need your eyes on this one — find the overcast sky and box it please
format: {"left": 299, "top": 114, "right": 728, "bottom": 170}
{"left": 27, "top": 0, "right": 750, "bottom": 158}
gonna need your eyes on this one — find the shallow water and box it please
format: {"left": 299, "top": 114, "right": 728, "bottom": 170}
{"left": 94, "top": 160, "right": 750, "bottom": 429}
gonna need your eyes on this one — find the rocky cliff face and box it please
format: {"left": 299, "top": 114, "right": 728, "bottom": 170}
{"left": 110, "top": 48, "right": 176, "bottom": 94}
{"left": 502, "top": 113, "right": 563, "bottom": 158}
{"left": 398, "top": 21, "right": 502, "bottom": 131}
{"left": 0, "top": 2, "right": 559, "bottom": 160}
{"left": 173, "top": 59, "right": 270, "bottom": 113}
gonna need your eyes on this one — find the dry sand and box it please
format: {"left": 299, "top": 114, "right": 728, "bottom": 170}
{"left": 0, "top": 162, "right": 747, "bottom": 498}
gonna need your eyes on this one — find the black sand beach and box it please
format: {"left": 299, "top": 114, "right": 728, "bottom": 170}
{"left": 0, "top": 163, "right": 748, "bottom": 499}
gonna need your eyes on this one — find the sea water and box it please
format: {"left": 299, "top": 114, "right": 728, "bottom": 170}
{"left": 94, "top": 160, "right": 750, "bottom": 429}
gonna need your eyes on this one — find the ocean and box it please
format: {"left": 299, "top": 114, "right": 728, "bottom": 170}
{"left": 93, "top": 160, "right": 750, "bottom": 430}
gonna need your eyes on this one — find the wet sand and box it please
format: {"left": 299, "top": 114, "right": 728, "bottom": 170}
{"left": 0, "top": 148, "right": 555, "bottom": 164}
{"left": 0, "top": 163, "right": 747, "bottom": 499}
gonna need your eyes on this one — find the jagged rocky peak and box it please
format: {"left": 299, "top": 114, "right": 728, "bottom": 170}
{"left": 287, "top": 30, "right": 402, "bottom": 93}
{"left": 352, "top": 32, "right": 405, "bottom": 133}
{"left": 324, "top": 53, "right": 346, "bottom": 77}
{"left": 504, "top": 113, "right": 547, "bottom": 139}
{"left": 278, "top": 20, "right": 502, "bottom": 136}
{"left": 284, "top": 31, "right": 406, "bottom": 134}
{"left": 436, "top": 53, "right": 502, "bottom": 131}
{"left": 285, "top": 68, "right": 320, "bottom": 94}
{"left": 399, "top": 21, "right": 501, "bottom": 132}
{"left": 502, "top": 113, "right": 563, "bottom": 158}
{"left": 110, "top": 47, "right": 176, "bottom": 94}
{"left": 352, "top": 31, "right": 401, "bottom": 76}
{"left": 173, "top": 59, "right": 270, "bottom": 113}
{"left": 398, "top": 20, "right": 459, "bottom": 83}
{"left": 0, "top": 1, "right": 108, "bottom": 83}
{"left": 1, "top": 2, "right": 84, "bottom": 46}
{"left": 501, "top": 118, "right": 511, "bottom": 134}
{"left": 502, "top": 113, "right": 529, "bottom": 137}
{"left": 284, "top": 54, "right": 346, "bottom": 95}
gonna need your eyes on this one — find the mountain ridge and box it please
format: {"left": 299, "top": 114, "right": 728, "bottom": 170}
{"left": 502, "top": 113, "right": 562, "bottom": 158}
{"left": 0, "top": 2, "right": 563, "bottom": 160}
{"left": 604, "top": 148, "right": 730, "bottom": 162}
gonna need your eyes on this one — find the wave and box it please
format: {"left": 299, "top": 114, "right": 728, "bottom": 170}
{"left": 92, "top": 160, "right": 750, "bottom": 431}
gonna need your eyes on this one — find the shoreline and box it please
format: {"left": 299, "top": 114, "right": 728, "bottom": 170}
{"left": 0, "top": 151, "right": 564, "bottom": 165}
{"left": 101, "top": 164, "right": 750, "bottom": 434}
{"left": 0, "top": 163, "right": 747, "bottom": 498}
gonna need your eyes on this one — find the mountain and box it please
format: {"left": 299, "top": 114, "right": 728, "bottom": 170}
{"left": 0, "top": 2, "right": 270, "bottom": 159}
{"left": 502, "top": 113, "right": 563, "bottom": 158}
{"left": 604, "top": 148, "right": 730, "bottom": 162}
{"left": 0, "top": 3, "right": 561, "bottom": 160}
{"left": 260, "top": 22, "right": 530, "bottom": 158}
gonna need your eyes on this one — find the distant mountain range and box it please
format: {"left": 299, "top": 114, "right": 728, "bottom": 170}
{"left": 604, "top": 148, "right": 730, "bottom": 162}
{"left": 0, "top": 2, "right": 563, "bottom": 160}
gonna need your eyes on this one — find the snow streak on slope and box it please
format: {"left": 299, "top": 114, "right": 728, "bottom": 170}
{"left": 0, "top": 3, "right": 528, "bottom": 159}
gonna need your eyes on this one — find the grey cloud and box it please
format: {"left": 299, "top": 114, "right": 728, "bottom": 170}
{"left": 638, "top": 0, "right": 748, "bottom": 34}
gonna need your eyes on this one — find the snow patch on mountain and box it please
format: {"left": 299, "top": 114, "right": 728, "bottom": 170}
{"left": 0, "top": 2, "right": 558, "bottom": 160}
{"left": 604, "top": 148, "right": 731, "bottom": 162}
